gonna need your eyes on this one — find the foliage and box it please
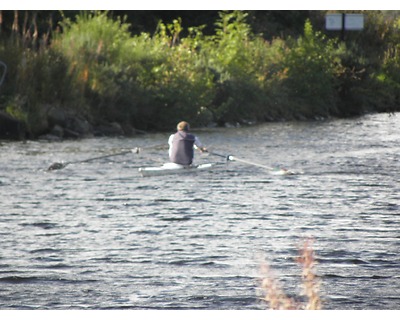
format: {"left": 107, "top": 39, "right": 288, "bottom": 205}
{"left": 1, "top": 10, "right": 400, "bottom": 139}
{"left": 0, "top": 35, "right": 75, "bottom": 135}
{"left": 281, "top": 20, "right": 344, "bottom": 119}
{"left": 53, "top": 12, "right": 135, "bottom": 121}
{"left": 198, "top": 11, "right": 288, "bottom": 124}
{"left": 370, "top": 16, "right": 400, "bottom": 113}
{"left": 52, "top": 12, "right": 216, "bottom": 131}
{"left": 134, "top": 18, "right": 216, "bottom": 129}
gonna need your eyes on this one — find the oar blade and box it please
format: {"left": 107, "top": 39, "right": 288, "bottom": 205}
{"left": 270, "top": 168, "right": 294, "bottom": 175}
{"left": 47, "top": 162, "right": 68, "bottom": 171}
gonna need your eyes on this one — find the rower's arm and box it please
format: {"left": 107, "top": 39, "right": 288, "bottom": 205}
{"left": 194, "top": 136, "right": 207, "bottom": 152}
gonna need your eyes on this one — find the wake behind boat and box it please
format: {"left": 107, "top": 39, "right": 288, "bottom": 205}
{"left": 138, "top": 162, "right": 214, "bottom": 177}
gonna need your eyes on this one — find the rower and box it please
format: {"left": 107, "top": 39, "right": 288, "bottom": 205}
{"left": 168, "top": 121, "right": 207, "bottom": 166}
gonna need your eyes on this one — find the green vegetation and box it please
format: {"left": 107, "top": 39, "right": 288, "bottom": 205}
{"left": 1, "top": 10, "right": 400, "bottom": 139}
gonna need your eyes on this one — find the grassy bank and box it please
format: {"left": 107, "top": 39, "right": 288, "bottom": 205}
{"left": 1, "top": 11, "right": 400, "bottom": 139}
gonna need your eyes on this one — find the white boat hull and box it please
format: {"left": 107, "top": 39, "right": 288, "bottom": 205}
{"left": 138, "top": 162, "right": 214, "bottom": 177}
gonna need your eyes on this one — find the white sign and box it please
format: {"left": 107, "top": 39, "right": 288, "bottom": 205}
{"left": 345, "top": 14, "right": 364, "bottom": 30}
{"left": 325, "top": 13, "right": 364, "bottom": 31}
{"left": 326, "top": 14, "right": 343, "bottom": 30}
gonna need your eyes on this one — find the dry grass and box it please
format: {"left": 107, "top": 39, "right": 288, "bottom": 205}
{"left": 260, "top": 238, "right": 322, "bottom": 310}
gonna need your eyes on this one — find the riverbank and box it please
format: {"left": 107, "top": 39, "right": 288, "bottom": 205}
{"left": 1, "top": 11, "right": 400, "bottom": 141}
{"left": 0, "top": 108, "right": 140, "bottom": 141}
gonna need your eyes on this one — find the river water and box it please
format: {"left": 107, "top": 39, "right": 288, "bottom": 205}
{"left": 0, "top": 113, "right": 399, "bottom": 310}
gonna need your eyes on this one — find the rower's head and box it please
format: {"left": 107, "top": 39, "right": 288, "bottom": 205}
{"left": 177, "top": 121, "right": 190, "bottom": 132}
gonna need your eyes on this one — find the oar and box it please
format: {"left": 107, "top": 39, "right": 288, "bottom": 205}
{"left": 207, "top": 151, "right": 292, "bottom": 175}
{"left": 47, "top": 148, "right": 139, "bottom": 171}
{"left": 204, "top": 150, "right": 231, "bottom": 160}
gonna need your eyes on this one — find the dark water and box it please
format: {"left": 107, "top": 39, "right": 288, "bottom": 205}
{"left": 1, "top": 113, "right": 399, "bottom": 310}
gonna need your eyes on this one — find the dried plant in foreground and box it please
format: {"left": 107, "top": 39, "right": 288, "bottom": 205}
{"left": 260, "top": 238, "right": 322, "bottom": 310}
{"left": 296, "top": 238, "right": 322, "bottom": 310}
{"left": 260, "top": 263, "right": 298, "bottom": 310}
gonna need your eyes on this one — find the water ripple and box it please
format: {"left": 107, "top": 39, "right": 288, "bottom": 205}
{"left": 1, "top": 114, "right": 400, "bottom": 310}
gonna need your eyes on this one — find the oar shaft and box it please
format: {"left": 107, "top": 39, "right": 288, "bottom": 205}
{"left": 229, "top": 156, "right": 274, "bottom": 170}
{"left": 207, "top": 150, "right": 274, "bottom": 170}
{"left": 47, "top": 149, "right": 136, "bottom": 171}
{"left": 207, "top": 151, "right": 229, "bottom": 159}
{"left": 75, "top": 150, "right": 134, "bottom": 164}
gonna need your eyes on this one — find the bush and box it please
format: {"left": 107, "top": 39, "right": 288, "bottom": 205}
{"left": 0, "top": 35, "right": 77, "bottom": 136}
{"left": 53, "top": 12, "right": 216, "bottom": 131}
{"left": 132, "top": 19, "right": 215, "bottom": 130}
{"left": 200, "top": 11, "right": 271, "bottom": 124}
{"left": 281, "top": 19, "right": 344, "bottom": 119}
{"left": 370, "top": 17, "right": 400, "bottom": 113}
{"left": 53, "top": 12, "right": 136, "bottom": 123}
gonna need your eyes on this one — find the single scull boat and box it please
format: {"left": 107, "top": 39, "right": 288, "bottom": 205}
{"left": 138, "top": 162, "right": 215, "bottom": 177}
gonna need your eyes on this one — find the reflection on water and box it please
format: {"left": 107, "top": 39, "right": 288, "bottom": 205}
{"left": 1, "top": 113, "right": 400, "bottom": 309}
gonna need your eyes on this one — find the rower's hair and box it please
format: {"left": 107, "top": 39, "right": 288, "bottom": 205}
{"left": 177, "top": 121, "right": 190, "bottom": 131}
